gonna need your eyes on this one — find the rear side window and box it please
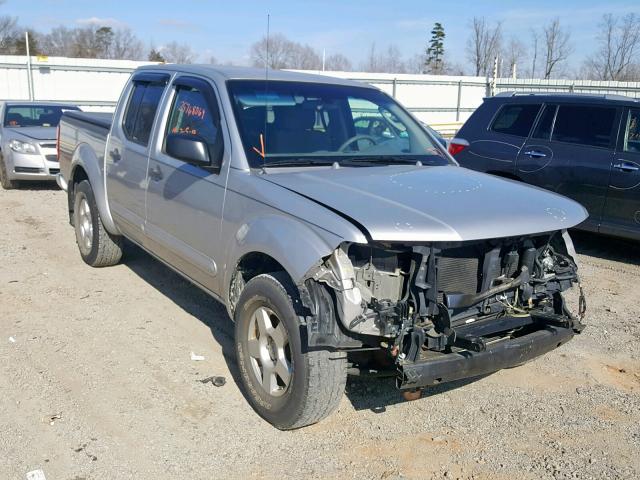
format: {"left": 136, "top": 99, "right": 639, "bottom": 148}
{"left": 552, "top": 105, "right": 617, "bottom": 148}
{"left": 532, "top": 104, "right": 557, "bottom": 140}
{"left": 123, "top": 82, "right": 166, "bottom": 146}
{"left": 491, "top": 104, "right": 541, "bottom": 137}
{"left": 623, "top": 108, "right": 640, "bottom": 153}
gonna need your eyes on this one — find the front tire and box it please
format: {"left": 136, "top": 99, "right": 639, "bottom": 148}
{"left": 73, "top": 180, "right": 123, "bottom": 267}
{"left": 0, "top": 153, "right": 18, "bottom": 190}
{"left": 235, "top": 272, "right": 347, "bottom": 430}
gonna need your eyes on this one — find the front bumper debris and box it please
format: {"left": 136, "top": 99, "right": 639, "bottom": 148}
{"left": 397, "top": 322, "right": 574, "bottom": 389}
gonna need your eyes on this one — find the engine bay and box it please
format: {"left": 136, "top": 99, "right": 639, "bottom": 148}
{"left": 301, "top": 229, "right": 586, "bottom": 386}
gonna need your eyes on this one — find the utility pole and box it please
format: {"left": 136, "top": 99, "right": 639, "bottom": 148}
{"left": 25, "top": 31, "right": 35, "bottom": 101}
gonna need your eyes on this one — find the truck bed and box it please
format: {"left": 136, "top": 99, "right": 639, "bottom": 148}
{"left": 57, "top": 111, "right": 114, "bottom": 192}
{"left": 63, "top": 111, "right": 113, "bottom": 132}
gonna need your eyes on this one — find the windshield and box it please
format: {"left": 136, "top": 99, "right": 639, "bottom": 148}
{"left": 3, "top": 105, "right": 80, "bottom": 128}
{"left": 227, "top": 80, "right": 450, "bottom": 168}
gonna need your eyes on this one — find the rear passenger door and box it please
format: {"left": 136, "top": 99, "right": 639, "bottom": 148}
{"left": 463, "top": 102, "right": 541, "bottom": 175}
{"left": 600, "top": 107, "right": 640, "bottom": 239}
{"left": 516, "top": 103, "right": 619, "bottom": 231}
{"left": 106, "top": 72, "right": 169, "bottom": 242}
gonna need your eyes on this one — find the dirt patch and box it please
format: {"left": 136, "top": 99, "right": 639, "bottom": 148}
{"left": 1, "top": 187, "right": 640, "bottom": 480}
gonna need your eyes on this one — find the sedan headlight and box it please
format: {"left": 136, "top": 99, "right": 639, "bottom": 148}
{"left": 9, "top": 139, "right": 38, "bottom": 154}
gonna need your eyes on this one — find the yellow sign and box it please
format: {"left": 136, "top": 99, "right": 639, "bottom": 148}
{"left": 36, "top": 55, "right": 49, "bottom": 62}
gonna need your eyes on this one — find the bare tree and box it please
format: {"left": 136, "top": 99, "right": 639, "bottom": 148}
{"left": 542, "top": 18, "right": 572, "bottom": 79}
{"left": 361, "top": 43, "right": 407, "bottom": 73}
{"left": 161, "top": 41, "right": 195, "bottom": 63}
{"left": 110, "top": 27, "right": 144, "bottom": 60}
{"left": 466, "top": 17, "right": 502, "bottom": 77}
{"left": 0, "top": 14, "right": 18, "bottom": 53}
{"left": 249, "top": 33, "right": 328, "bottom": 70}
{"left": 324, "top": 53, "right": 352, "bottom": 71}
{"left": 504, "top": 37, "right": 526, "bottom": 78}
{"left": 38, "top": 26, "right": 75, "bottom": 56}
{"left": 585, "top": 13, "right": 640, "bottom": 81}
{"left": 528, "top": 29, "right": 540, "bottom": 78}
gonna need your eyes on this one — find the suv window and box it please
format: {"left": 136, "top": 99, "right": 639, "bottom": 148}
{"left": 624, "top": 108, "right": 640, "bottom": 153}
{"left": 491, "top": 104, "right": 541, "bottom": 137}
{"left": 165, "top": 84, "right": 222, "bottom": 161}
{"left": 552, "top": 104, "right": 617, "bottom": 148}
{"left": 532, "top": 104, "right": 557, "bottom": 140}
{"left": 123, "top": 82, "right": 165, "bottom": 146}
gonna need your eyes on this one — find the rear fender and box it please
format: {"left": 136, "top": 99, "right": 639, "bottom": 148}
{"left": 70, "top": 143, "right": 119, "bottom": 235}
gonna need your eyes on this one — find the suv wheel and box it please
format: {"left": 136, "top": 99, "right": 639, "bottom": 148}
{"left": 235, "top": 272, "right": 347, "bottom": 430}
{"left": 0, "top": 153, "right": 18, "bottom": 189}
{"left": 73, "top": 180, "right": 123, "bottom": 267}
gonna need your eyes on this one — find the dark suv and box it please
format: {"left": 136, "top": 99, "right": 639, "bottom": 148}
{"left": 450, "top": 93, "right": 640, "bottom": 241}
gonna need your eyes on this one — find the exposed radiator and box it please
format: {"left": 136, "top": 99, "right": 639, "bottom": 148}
{"left": 437, "top": 256, "right": 480, "bottom": 294}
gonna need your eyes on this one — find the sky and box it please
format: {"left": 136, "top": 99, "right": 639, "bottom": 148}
{"left": 2, "top": 0, "right": 639, "bottom": 71}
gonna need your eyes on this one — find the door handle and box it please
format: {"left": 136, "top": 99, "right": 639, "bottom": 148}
{"left": 524, "top": 150, "right": 547, "bottom": 158}
{"left": 148, "top": 165, "right": 163, "bottom": 181}
{"left": 613, "top": 161, "right": 639, "bottom": 173}
{"left": 109, "top": 148, "right": 121, "bottom": 162}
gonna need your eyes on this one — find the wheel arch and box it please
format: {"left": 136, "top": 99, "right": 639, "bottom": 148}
{"left": 68, "top": 143, "right": 119, "bottom": 234}
{"left": 224, "top": 214, "right": 345, "bottom": 314}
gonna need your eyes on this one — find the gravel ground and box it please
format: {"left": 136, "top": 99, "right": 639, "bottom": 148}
{"left": 1, "top": 185, "right": 639, "bottom": 480}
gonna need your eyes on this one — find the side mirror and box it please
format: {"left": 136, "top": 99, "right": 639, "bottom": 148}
{"left": 166, "top": 134, "right": 211, "bottom": 168}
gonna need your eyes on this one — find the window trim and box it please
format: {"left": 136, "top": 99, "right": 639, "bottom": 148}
{"left": 530, "top": 104, "right": 558, "bottom": 141}
{"left": 489, "top": 102, "right": 542, "bottom": 139}
{"left": 121, "top": 72, "right": 170, "bottom": 147}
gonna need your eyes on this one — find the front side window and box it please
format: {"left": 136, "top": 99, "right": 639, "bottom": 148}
{"left": 227, "top": 80, "right": 448, "bottom": 168}
{"left": 164, "top": 84, "right": 222, "bottom": 162}
{"left": 122, "top": 82, "right": 165, "bottom": 146}
{"left": 552, "top": 104, "right": 617, "bottom": 148}
{"left": 4, "top": 105, "right": 80, "bottom": 127}
{"left": 491, "top": 104, "right": 541, "bottom": 137}
{"left": 624, "top": 109, "right": 640, "bottom": 153}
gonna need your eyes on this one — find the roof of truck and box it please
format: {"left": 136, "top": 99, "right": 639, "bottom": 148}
{"left": 135, "top": 64, "right": 375, "bottom": 88}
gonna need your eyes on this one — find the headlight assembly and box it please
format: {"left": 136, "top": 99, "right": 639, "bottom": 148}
{"left": 9, "top": 139, "right": 38, "bottom": 154}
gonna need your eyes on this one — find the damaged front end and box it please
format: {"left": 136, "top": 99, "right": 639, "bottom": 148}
{"left": 300, "top": 230, "right": 586, "bottom": 390}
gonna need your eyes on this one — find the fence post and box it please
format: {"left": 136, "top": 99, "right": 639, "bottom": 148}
{"left": 25, "top": 31, "right": 35, "bottom": 101}
{"left": 456, "top": 80, "right": 462, "bottom": 122}
{"left": 392, "top": 77, "right": 397, "bottom": 98}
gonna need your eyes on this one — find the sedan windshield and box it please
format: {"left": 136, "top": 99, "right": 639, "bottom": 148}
{"left": 4, "top": 104, "right": 80, "bottom": 128}
{"left": 227, "top": 80, "right": 450, "bottom": 168}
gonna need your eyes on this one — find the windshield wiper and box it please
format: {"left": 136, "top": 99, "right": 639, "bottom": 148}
{"left": 262, "top": 158, "right": 336, "bottom": 168}
{"left": 340, "top": 156, "right": 423, "bottom": 166}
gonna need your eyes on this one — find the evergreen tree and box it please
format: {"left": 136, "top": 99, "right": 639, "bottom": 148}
{"left": 424, "top": 22, "right": 445, "bottom": 74}
{"left": 148, "top": 48, "right": 165, "bottom": 62}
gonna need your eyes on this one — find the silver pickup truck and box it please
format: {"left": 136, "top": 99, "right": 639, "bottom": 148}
{"left": 58, "top": 65, "right": 588, "bottom": 430}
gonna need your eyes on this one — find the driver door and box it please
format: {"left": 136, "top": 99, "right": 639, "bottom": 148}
{"left": 145, "top": 75, "right": 228, "bottom": 294}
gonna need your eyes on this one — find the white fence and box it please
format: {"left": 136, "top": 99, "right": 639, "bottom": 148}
{"left": 2, "top": 55, "right": 640, "bottom": 131}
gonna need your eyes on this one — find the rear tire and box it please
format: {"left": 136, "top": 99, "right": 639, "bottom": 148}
{"left": 0, "top": 153, "right": 18, "bottom": 190}
{"left": 73, "top": 180, "right": 123, "bottom": 267}
{"left": 235, "top": 272, "right": 347, "bottom": 430}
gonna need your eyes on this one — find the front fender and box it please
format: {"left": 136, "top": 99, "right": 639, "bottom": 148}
{"left": 223, "top": 214, "right": 344, "bottom": 299}
{"left": 70, "top": 143, "right": 119, "bottom": 235}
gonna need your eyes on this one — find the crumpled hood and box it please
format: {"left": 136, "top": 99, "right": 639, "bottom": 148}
{"left": 260, "top": 165, "right": 588, "bottom": 242}
{"left": 7, "top": 126, "right": 56, "bottom": 141}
